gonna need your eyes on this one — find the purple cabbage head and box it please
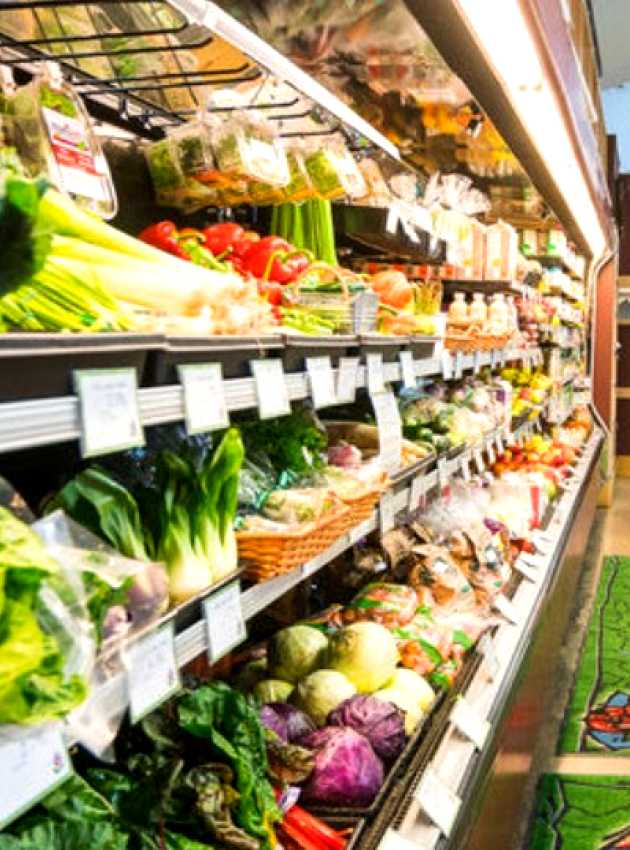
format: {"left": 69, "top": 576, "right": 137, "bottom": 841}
{"left": 260, "top": 703, "right": 316, "bottom": 742}
{"left": 300, "top": 726, "right": 383, "bottom": 807}
{"left": 327, "top": 695, "right": 406, "bottom": 762}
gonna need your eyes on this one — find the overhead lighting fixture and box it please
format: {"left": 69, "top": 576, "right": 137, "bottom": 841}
{"left": 455, "top": 0, "right": 607, "bottom": 259}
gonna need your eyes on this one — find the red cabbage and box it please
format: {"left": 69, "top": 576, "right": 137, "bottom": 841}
{"left": 327, "top": 695, "right": 406, "bottom": 761}
{"left": 260, "top": 703, "right": 315, "bottom": 743}
{"left": 300, "top": 727, "right": 383, "bottom": 806}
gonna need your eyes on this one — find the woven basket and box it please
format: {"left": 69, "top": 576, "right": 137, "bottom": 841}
{"left": 336, "top": 487, "right": 385, "bottom": 533}
{"left": 237, "top": 505, "right": 351, "bottom": 582}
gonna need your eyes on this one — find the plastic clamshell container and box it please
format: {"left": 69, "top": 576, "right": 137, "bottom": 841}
{"left": 0, "top": 333, "right": 163, "bottom": 402}
{"left": 145, "top": 334, "right": 285, "bottom": 384}
{"left": 281, "top": 334, "right": 360, "bottom": 373}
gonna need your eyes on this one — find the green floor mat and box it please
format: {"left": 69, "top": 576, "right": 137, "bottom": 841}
{"left": 527, "top": 774, "right": 630, "bottom": 850}
{"left": 559, "top": 555, "right": 630, "bottom": 754}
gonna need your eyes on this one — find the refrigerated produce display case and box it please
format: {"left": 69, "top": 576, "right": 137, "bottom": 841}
{"left": 0, "top": 2, "right": 615, "bottom": 849}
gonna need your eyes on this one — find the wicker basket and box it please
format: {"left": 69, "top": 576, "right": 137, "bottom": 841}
{"left": 237, "top": 505, "right": 351, "bottom": 581}
{"left": 336, "top": 486, "right": 385, "bottom": 533}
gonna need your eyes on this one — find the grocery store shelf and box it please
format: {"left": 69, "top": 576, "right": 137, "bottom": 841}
{"left": 376, "top": 427, "right": 604, "bottom": 850}
{"left": 0, "top": 346, "right": 537, "bottom": 454}
{"left": 65, "top": 414, "right": 539, "bottom": 750}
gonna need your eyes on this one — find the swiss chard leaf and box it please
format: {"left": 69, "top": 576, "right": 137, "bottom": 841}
{"left": 0, "top": 175, "right": 51, "bottom": 294}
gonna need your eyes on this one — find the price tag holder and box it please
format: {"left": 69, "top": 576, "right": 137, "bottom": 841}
{"left": 451, "top": 696, "right": 491, "bottom": 750}
{"left": 409, "top": 474, "right": 428, "bottom": 512}
{"left": 178, "top": 363, "right": 229, "bottom": 434}
{"left": 460, "top": 455, "right": 472, "bottom": 482}
{"left": 0, "top": 724, "right": 72, "bottom": 829}
{"left": 441, "top": 351, "right": 454, "bottom": 381}
{"left": 493, "top": 594, "right": 519, "bottom": 625}
{"left": 474, "top": 447, "right": 485, "bottom": 474}
{"left": 399, "top": 351, "right": 416, "bottom": 389}
{"left": 478, "top": 632, "right": 500, "bottom": 680}
{"left": 127, "top": 622, "right": 180, "bottom": 723}
{"left": 437, "top": 456, "right": 449, "bottom": 491}
{"left": 415, "top": 766, "right": 462, "bottom": 838}
{"left": 454, "top": 351, "right": 464, "bottom": 380}
{"left": 379, "top": 490, "right": 396, "bottom": 535}
{"left": 367, "top": 353, "right": 385, "bottom": 395}
{"left": 74, "top": 368, "right": 144, "bottom": 458}
{"left": 251, "top": 359, "right": 291, "bottom": 418}
{"left": 514, "top": 559, "right": 539, "bottom": 583}
{"left": 306, "top": 356, "right": 336, "bottom": 409}
{"left": 473, "top": 350, "right": 481, "bottom": 375}
{"left": 337, "top": 357, "right": 359, "bottom": 403}
{"left": 372, "top": 390, "right": 403, "bottom": 474}
{"left": 204, "top": 581, "right": 246, "bottom": 664}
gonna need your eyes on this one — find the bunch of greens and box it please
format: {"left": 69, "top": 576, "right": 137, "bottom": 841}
{"left": 0, "top": 682, "right": 282, "bottom": 850}
{"left": 49, "top": 429, "right": 245, "bottom": 605}
{"left": 0, "top": 507, "right": 88, "bottom": 724}
{"left": 239, "top": 408, "right": 327, "bottom": 482}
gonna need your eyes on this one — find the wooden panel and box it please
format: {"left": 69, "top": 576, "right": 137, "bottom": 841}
{"left": 617, "top": 400, "right": 630, "bottom": 455}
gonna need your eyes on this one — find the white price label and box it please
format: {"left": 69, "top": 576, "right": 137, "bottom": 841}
{"left": 441, "top": 351, "right": 454, "bottom": 381}
{"left": 454, "top": 351, "right": 464, "bottom": 380}
{"left": 486, "top": 440, "right": 496, "bottom": 465}
{"left": 478, "top": 632, "right": 500, "bottom": 679}
{"left": 74, "top": 368, "right": 144, "bottom": 458}
{"left": 499, "top": 349, "right": 506, "bottom": 367}
{"left": 474, "top": 448, "right": 484, "bottom": 473}
{"left": 473, "top": 350, "right": 481, "bottom": 375}
{"left": 461, "top": 455, "right": 471, "bottom": 482}
{"left": 178, "top": 363, "right": 229, "bottom": 434}
{"left": 0, "top": 724, "right": 72, "bottom": 829}
{"left": 409, "top": 474, "right": 428, "bottom": 512}
{"left": 367, "top": 353, "right": 385, "bottom": 395}
{"left": 490, "top": 349, "right": 499, "bottom": 369}
{"left": 372, "top": 390, "right": 402, "bottom": 474}
{"left": 496, "top": 435, "right": 505, "bottom": 455}
{"left": 204, "top": 581, "right": 246, "bottom": 664}
{"left": 531, "top": 530, "right": 553, "bottom": 551}
{"left": 520, "top": 552, "right": 547, "bottom": 570}
{"left": 451, "top": 697, "right": 491, "bottom": 750}
{"left": 127, "top": 623, "right": 180, "bottom": 723}
{"left": 415, "top": 766, "right": 462, "bottom": 837}
{"left": 378, "top": 828, "right": 430, "bottom": 850}
{"left": 514, "top": 559, "right": 538, "bottom": 582}
{"left": 493, "top": 593, "right": 519, "bottom": 624}
{"left": 379, "top": 490, "right": 396, "bottom": 534}
{"left": 399, "top": 351, "right": 416, "bottom": 389}
{"left": 306, "top": 356, "right": 336, "bottom": 409}
{"left": 437, "top": 456, "right": 449, "bottom": 491}
{"left": 337, "top": 357, "right": 359, "bottom": 404}
{"left": 251, "top": 359, "right": 291, "bottom": 419}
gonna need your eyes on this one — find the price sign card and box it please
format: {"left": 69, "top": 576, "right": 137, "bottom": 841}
{"left": 478, "top": 633, "right": 500, "bottom": 680}
{"left": 473, "top": 350, "right": 482, "bottom": 374}
{"left": 493, "top": 594, "right": 519, "bottom": 624}
{"left": 75, "top": 368, "right": 144, "bottom": 458}
{"left": 409, "top": 474, "right": 428, "bottom": 512}
{"left": 204, "top": 581, "right": 246, "bottom": 664}
{"left": 378, "top": 828, "right": 432, "bottom": 850}
{"left": 251, "top": 359, "right": 291, "bottom": 419}
{"left": 366, "top": 353, "right": 385, "bottom": 395}
{"left": 306, "top": 356, "right": 336, "bottom": 409}
{"left": 460, "top": 455, "right": 472, "bottom": 482}
{"left": 178, "top": 363, "right": 229, "bottom": 434}
{"left": 451, "top": 696, "right": 491, "bottom": 750}
{"left": 486, "top": 439, "right": 496, "bottom": 466}
{"left": 399, "top": 350, "right": 417, "bottom": 389}
{"left": 520, "top": 552, "right": 547, "bottom": 570}
{"left": 127, "top": 622, "right": 180, "bottom": 723}
{"left": 0, "top": 724, "right": 72, "bottom": 829}
{"left": 437, "top": 456, "right": 449, "bottom": 491}
{"left": 372, "top": 390, "right": 402, "bottom": 474}
{"left": 514, "top": 559, "right": 539, "bottom": 583}
{"left": 490, "top": 349, "right": 499, "bottom": 369}
{"left": 496, "top": 434, "right": 505, "bottom": 455}
{"left": 379, "top": 490, "right": 396, "bottom": 535}
{"left": 441, "top": 351, "right": 454, "bottom": 381}
{"left": 473, "top": 447, "right": 485, "bottom": 474}
{"left": 454, "top": 351, "right": 464, "bottom": 380}
{"left": 415, "top": 766, "right": 462, "bottom": 838}
{"left": 337, "top": 357, "right": 359, "bottom": 404}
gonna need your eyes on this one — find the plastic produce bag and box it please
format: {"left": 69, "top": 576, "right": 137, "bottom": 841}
{"left": 343, "top": 582, "right": 418, "bottom": 628}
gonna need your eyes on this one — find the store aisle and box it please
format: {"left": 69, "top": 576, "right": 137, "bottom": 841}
{"left": 521, "top": 479, "right": 630, "bottom": 848}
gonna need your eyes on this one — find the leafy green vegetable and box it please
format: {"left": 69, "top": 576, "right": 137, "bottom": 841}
{"left": 239, "top": 408, "right": 327, "bottom": 480}
{"left": 0, "top": 820, "right": 129, "bottom": 850}
{"left": 0, "top": 173, "right": 51, "bottom": 295}
{"left": 178, "top": 683, "right": 282, "bottom": 850}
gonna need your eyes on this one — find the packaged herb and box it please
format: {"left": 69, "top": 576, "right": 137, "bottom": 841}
{"left": 11, "top": 62, "right": 117, "bottom": 218}
{"left": 282, "top": 146, "right": 315, "bottom": 202}
{"left": 304, "top": 137, "right": 366, "bottom": 200}
{"left": 211, "top": 110, "right": 290, "bottom": 187}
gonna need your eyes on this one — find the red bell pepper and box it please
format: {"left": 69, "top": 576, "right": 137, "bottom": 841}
{"left": 138, "top": 221, "right": 188, "bottom": 259}
{"left": 257, "top": 280, "right": 283, "bottom": 306}
{"left": 232, "top": 230, "right": 261, "bottom": 259}
{"left": 202, "top": 222, "right": 245, "bottom": 257}
{"left": 244, "top": 236, "right": 311, "bottom": 284}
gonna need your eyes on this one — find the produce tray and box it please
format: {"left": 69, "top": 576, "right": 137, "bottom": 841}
{"left": 145, "top": 335, "right": 285, "bottom": 383}
{"left": 282, "top": 334, "right": 360, "bottom": 373}
{"left": 358, "top": 334, "right": 409, "bottom": 363}
{"left": 0, "top": 333, "right": 163, "bottom": 402}
{"left": 389, "top": 452, "right": 436, "bottom": 488}
{"left": 332, "top": 205, "right": 447, "bottom": 264}
{"left": 308, "top": 641, "right": 483, "bottom": 821}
